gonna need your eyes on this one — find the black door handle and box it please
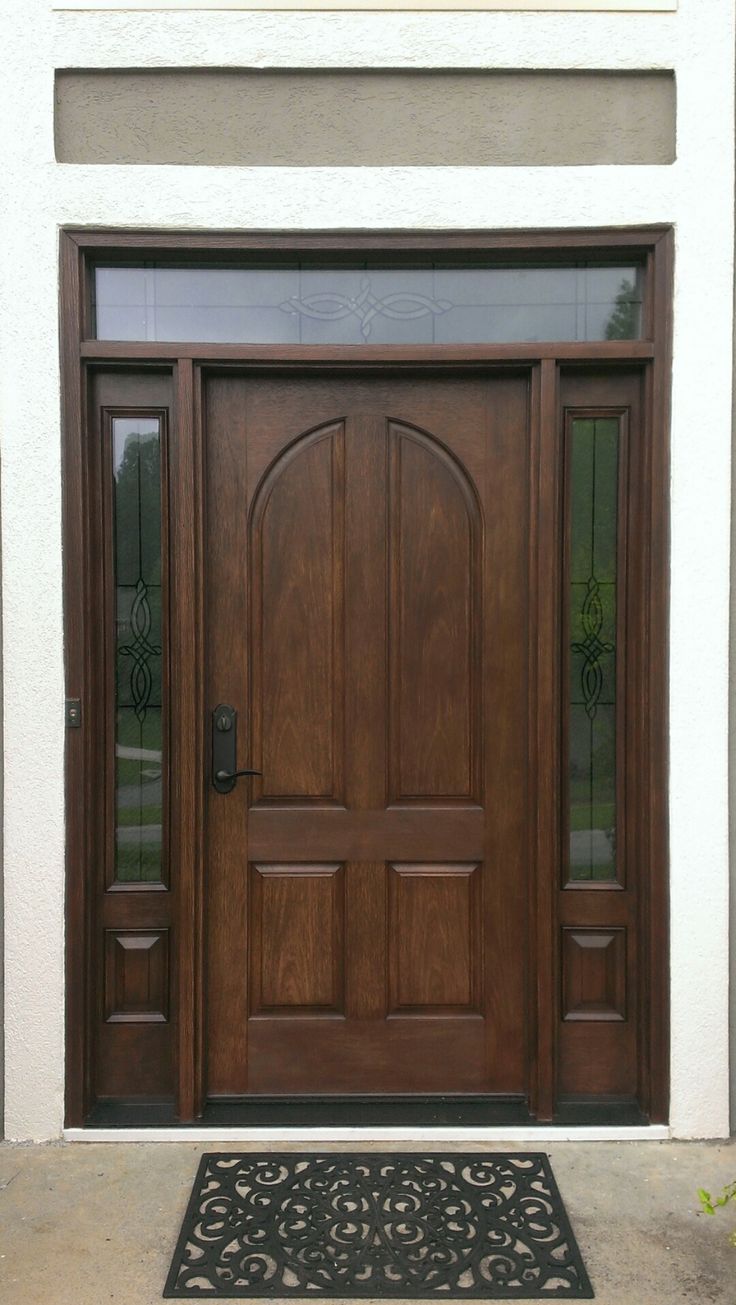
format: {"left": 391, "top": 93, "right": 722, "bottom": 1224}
{"left": 215, "top": 768, "right": 262, "bottom": 784}
{"left": 212, "top": 704, "right": 261, "bottom": 794}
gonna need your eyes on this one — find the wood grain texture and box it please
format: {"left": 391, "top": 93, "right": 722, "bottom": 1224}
{"left": 61, "top": 228, "right": 670, "bottom": 1124}
{"left": 60, "top": 230, "right": 90, "bottom": 1125}
{"left": 204, "top": 373, "right": 527, "bottom": 1096}
{"left": 251, "top": 425, "right": 345, "bottom": 803}
{"left": 104, "top": 929, "right": 169, "bottom": 1024}
{"left": 561, "top": 927, "right": 626, "bottom": 1022}
{"left": 481, "top": 374, "right": 532, "bottom": 1095}
{"left": 204, "top": 376, "right": 251, "bottom": 1096}
{"left": 389, "top": 425, "right": 480, "bottom": 803}
{"left": 171, "top": 357, "right": 206, "bottom": 1120}
{"left": 530, "top": 358, "right": 560, "bottom": 1121}
{"left": 388, "top": 864, "right": 482, "bottom": 1014}
{"left": 80, "top": 340, "right": 657, "bottom": 364}
{"left": 246, "top": 1020, "right": 490, "bottom": 1095}
{"left": 641, "top": 229, "right": 672, "bottom": 1122}
{"left": 65, "top": 225, "right": 671, "bottom": 254}
{"left": 250, "top": 864, "right": 345, "bottom": 1016}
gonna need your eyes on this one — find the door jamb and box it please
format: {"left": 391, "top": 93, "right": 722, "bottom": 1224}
{"left": 60, "top": 227, "right": 672, "bottom": 1126}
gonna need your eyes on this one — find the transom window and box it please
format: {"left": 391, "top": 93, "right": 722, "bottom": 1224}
{"left": 93, "top": 261, "right": 644, "bottom": 346}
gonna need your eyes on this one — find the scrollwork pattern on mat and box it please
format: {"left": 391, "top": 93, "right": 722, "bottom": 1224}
{"left": 165, "top": 1153, "right": 593, "bottom": 1298}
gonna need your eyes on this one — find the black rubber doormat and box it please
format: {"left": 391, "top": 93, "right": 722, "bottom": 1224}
{"left": 164, "top": 1153, "right": 593, "bottom": 1299}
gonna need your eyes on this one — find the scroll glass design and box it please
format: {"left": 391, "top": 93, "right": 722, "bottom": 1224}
{"left": 94, "top": 263, "right": 643, "bottom": 345}
{"left": 567, "top": 417, "right": 620, "bottom": 883}
{"left": 112, "top": 415, "right": 165, "bottom": 883}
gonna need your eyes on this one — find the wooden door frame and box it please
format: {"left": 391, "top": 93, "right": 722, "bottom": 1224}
{"left": 60, "top": 226, "right": 672, "bottom": 1126}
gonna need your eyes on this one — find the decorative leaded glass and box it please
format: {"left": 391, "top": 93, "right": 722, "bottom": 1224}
{"left": 567, "top": 417, "right": 619, "bottom": 883}
{"left": 94, "top": 263, "right": 643, "bottom": 345}
{"left": 112, "top": 415, "right": 164, "bottom": 884}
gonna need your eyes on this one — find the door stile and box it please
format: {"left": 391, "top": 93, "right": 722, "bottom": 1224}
{"left": 203, "top": 374, "right": 255, "bottom": 1098}
{"left": 171, "top": 358, "right": 206, "bottom": 1120}
{"left": 529, "top": 358, "right": 561, "bottom": 1121}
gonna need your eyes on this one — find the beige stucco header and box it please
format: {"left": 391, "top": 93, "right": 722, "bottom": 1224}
{"left": 55, "top": 69, "right": 676, "bottom": 167}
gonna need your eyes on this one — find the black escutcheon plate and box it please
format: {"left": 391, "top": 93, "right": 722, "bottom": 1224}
{"left": 164, "top": 1152, "right": 594, "bottom": 1299}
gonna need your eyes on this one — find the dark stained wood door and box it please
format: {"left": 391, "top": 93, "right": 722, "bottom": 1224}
{"left": 204, "top": 371, "right": 531, "bottom": 1097}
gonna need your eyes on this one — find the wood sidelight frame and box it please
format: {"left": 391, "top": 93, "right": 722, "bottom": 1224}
{"left": 60, "top": 226, "right": 672, "bottom": 1127}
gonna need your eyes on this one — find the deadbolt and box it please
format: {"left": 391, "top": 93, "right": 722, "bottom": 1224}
{"left": 212, "top": 704, "right": 261, "bottom": 793}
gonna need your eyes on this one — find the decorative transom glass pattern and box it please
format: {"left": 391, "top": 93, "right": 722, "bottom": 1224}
{"left": 567, "top": 416, "right": 619, "bottom": 883}
{"left": 94, "top": 263, "right": 643, "bottom": 344}
{"left": 112, "top": 415, "right": 164, "bottom": 884}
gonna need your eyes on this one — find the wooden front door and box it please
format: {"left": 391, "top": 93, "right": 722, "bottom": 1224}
{"left": 204, "top": 372, "right": 531, "bottom": 1098}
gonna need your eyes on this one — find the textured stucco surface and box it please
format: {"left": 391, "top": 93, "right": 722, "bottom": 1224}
{"left": 731, "top": 184, "right": 736, "bottom": 1136}
{"left": 54, "top": 2, "right": 681, "bottom": 11}
{"left": 0, "top": 0, "right": 734, "bottom": 1141}
{"left": 54, "top": 69, "right": 676, "bottom": 166}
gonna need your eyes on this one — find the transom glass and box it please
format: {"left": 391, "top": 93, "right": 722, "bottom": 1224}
{"left": 94, "top": 262, "right": 644, "bottom": 345}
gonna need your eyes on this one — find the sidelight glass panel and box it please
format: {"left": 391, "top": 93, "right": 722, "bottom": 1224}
{"left": 567, "top": 417, "right": 620, "bottom": 883}
{"left": 94, "top": 262, "right": 643, "bottom": 344}
{"left": 112, "top": 415, "right": 164, "bottom": 884}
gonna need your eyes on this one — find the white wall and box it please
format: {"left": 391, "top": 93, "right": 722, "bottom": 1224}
{"left": 0, "top": 0, "right": 733, "bottom": 1140}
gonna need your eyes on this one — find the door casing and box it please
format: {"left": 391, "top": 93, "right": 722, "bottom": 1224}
{"left": 60, "top": 227, "right": 672, "bottom": 1126}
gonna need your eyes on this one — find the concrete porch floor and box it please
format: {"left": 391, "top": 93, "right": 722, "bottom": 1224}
{"left": 1, "top": 1140, "right": 735, "bottom": 1304}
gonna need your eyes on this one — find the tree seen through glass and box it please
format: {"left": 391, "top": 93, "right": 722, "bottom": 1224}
{"left": 568, "top": 417, "right": 619, "bottom": 882}
{"left": 112, "top": 416, "right": 164, "bottom": 884}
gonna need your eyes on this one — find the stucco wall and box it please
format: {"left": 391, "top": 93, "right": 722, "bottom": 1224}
{"left": 731, "top": 190, "right": 736, "bottom": 1136}
{"left": 53, "top": 1, "right": 681, "bottom": 11}
{"left": 1, "top": 0, "right": 734, "bottom": 1140}
{"left": 54, "top": 69, "right": 676, "bottom": 166}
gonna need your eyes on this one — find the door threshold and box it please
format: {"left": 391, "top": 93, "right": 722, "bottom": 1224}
{"left": 81, "top": 1093, "right": 652, "bottom": 1130}
{"left": 66, "top": 1123, "right": 671, "bottom": 1143}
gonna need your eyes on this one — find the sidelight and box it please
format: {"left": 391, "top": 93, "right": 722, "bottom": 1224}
{"left": 93, "top": 262, "right": 644, "bottom": 345}
{"left": 566, "top": 415, "right": 621, "bottom": 884}
{"left": 110, "top": 413, "right": 166, "bottom": 884}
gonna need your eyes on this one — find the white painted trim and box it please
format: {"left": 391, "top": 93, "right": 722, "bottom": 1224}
{"left": 51, "top": 13, "right": 681, "bottom": 69}
{"left": 54, "top": 2, "right": 678, "bottom": 12}
{"left": 65, "top": 1125, "right": 673, "bottom": 1143}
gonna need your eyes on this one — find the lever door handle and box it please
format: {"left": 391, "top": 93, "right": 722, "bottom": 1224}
{"left": 212, "top": 704, "right": 261, "bottom": 794}
{"left": 215, "top": 768, "right": 262, "bottom": 784}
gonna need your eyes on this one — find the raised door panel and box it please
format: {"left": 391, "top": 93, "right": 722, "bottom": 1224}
{"left": 388, "top": 423, "right": 481, "bottom": 803}
{"left": 104, "top": 929, "right": 169, "bottom": 1023}
{"left": 389, "top": 863, "right": 482, "bottom": 1014}
{"left": 249, "top": 863, "right": 345, "bottom": 1016}
{"left": 561, "top": 926, "right": 626, "bottom": 1022}
{"left": 250, "top": 424, "right": 345, "bottom": 804}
